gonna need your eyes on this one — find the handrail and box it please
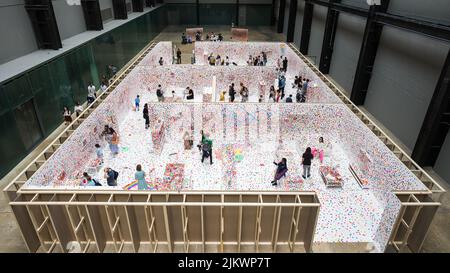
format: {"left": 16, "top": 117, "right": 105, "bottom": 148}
{"left": 288, "top": 43, "right": 445, "bottom": 195}
{"left": 3, "top": 40, "right": 158, "bottom": 194}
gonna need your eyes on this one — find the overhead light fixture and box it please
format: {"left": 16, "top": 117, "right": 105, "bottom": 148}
{"left": 66, "top": 0, "right": 81, "bottom": 5}
{"left": 366, "top": 0, "right": 381, "bottom": 5}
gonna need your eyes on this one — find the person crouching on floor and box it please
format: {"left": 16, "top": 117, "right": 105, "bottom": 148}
{"left": 272, "top": 158, "right": 288, "bottom": 186}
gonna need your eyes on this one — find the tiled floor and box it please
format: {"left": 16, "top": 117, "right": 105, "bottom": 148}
{"left": 0, "top": 24, "right": 448, "bottom": 253}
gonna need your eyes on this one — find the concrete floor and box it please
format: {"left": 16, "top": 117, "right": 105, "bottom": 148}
{"left": 0, "top": 25, "right": 448, "bottom": 253}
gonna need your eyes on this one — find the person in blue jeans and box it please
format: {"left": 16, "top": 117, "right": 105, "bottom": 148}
{"left": 135, "top": 164, "right": 147, "bottom": 190}
{"left": 135, "top": 95, "right": 140, "bottom": 111}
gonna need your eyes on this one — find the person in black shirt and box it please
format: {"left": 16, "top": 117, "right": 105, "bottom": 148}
{"left": 143, "top": 104, "right": 150, "bottom": 129}
{"left": 186, "top": 88, "right": 194, "bottom": 100}
{"left": 302, "top": 147, "right": 313, "bottom": 179}
{"left": 176, "top": 48, "right": 182, "bottom": 64}
{"left": 272, "top": 158, "right": 288, "bottom": 186}
{"left": 286, "top": 94, "right": 293, "bottom": 103}
{"left": 282, "top": 57, "right": 288, "bottom": 72}
{"left": 229, "top": 83, "right": 236, "bottom": 102}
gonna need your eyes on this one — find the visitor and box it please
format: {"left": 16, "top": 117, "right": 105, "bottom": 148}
{"left": 156, "top": 84, "right": 164, "bottom": 102}
{"left": 87, "top": 83, "right": 96, "bottom": 104}
{"left": 240, "top": 83, "right": 249, "bottom": 103}
{"left": 95, "top": 144, "right": 103, "bottom": 164}
{"left": 177, "top": 48, "right": 182, "bottom": 64}
{"left": 277, "top": 56, "right": 283, "bottom": 70}
{"left": 275, "top": 89, "right": 281, "bottom": 103}
{"left": 195, "top": 31, "right": 201, "bottom": 41}
{"left": 104, "top": 127, "right": 119, "bottom": 156}
{"left": 187, "top": 35, "right": 192, "bottom": 44}
{"left": 253, "top": 56, "right": 259, "bottom": 66}
{"left": 186, "top": 88, "right": 194, "bottom": 100}
{"left": 201, "top": 134, "right": 213, "bottom": 165}
{"left": 101, "top": 75, "right": 108, "bottom": 87}
{"left": 271, "top": 158, "right": 288, "bottom": 186}
{"left": 100, "top": 82, "right": 108, "bottom": 92}
{"left": 262, "top": 51, "right": 268, "bottom": 66}
{"left": 104, "top": 167, "right": 118, "bottom": 186}
{"left": 218, "top": 33, "right": 223, "bottom": 41}
{"left": 216, "top": 55, "right": 221, "bottom": 66}
{"left": 183, "top": 131, "right": 193, "bottom": 150}
{"left": 135, "top": 164, "right": 147, "bottom": 190}
{"left": 182, "top": 32, "right": 187, "bottom": 44}
{"left": 229, "top": 83, "right": 236, "bottom": 102}
{"left": 278, "top": 75, "right": 286, "bottom": 100}
{"left": 197, "top": 130, "right": 206, "bottom": 152}
{"left": 63, "top": 106, "right": 72, "bottom": 125}
{"left": 302, "top": 79, "right": 310, "bottom": 96}
{"left": 100, "top": 125, "right": 110, "bottom": 138}
{"left": 313, "top": 137, "right": 327, "bottom": 164}
{"left": 209, "top": 54, "right": 216, "bottom": 66}
{"left": 296, "top": 90, "right": 303, "bottom": 103}
{"left": 225, "top": 56, "right": 230, "bottom": 66}
{"left": 286, "top": 94, "right": 293, "bottom": 103}
{"left": 302, "top": 147, "right": 314, "bottom": 179}
{"left": 135, "top": 95, "right": 140, "bottom": 111}
{"left": 108, "top": 64, "right": 117, "bottom": 78}
{"left": 259, "top": 95, "right": 263, "bottom": 103}
{"left": 159, "top": 57, "right": 164, "bottom": 66}
{"left": 74, "top": 101, "right": 83, "bottom": 117}
{"left": 282, "top": 57, "right": 288, "bottom": 72}
{"left": 143, "top": 103, "right": 150, "bottom": 129}
{"left": 205, "top": 33, "right": 210, "bottom": 40}
{"left": 269, "top": 85, "right": 275, "bottom": 102}
{"left": 293, "top": 76, "right": 299, "bottom": 88}
{"left": 81, "top": 172, "right": 101, "bottom": 186}
{"left": 220, "top": 91, "right": 226, "bottom": 102}
{"left": 247, "top": 55, "right": 253, "bottom": 66}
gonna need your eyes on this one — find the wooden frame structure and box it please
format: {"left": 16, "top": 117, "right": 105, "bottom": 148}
{"left": 2, "top": 40, "right": 446, "bottom": 253}
{"left": 6, "top": 191, "right": 320, "bottom": 253}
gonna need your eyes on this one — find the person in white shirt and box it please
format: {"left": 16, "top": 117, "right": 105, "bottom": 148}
{"left": 87, "top": 83, "right": 96, "bottom": 104}
{"left": 74, "top": 101, "right": 84, "bottom": 117}
{"left": 100, "top": 83, "right": 107, "bottom": 92}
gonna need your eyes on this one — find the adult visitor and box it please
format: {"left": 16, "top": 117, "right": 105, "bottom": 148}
{"left": 201, "top": 135, "right": 213, "bottom": 165}
{"left": 302, "top": 147, "right": 314, "bottom": 179}
{"left": 177, "top": 48, "right": 182, "bottom": 64}
{"left": 63, "top": 106, "right": 72, "bottom": 125}
{"left": 240, "top": 83, "right": 249, "bottom": 103}
{"left": 271, "top": 158, "right": 288, "bottom": 186}
{"left": 87, "top": 83, "right": 96, "bottom": 104}
{"left": 74, "top": 101, "right": 83, "bottom": 117}
{"left": 156, "top": 84, "right": 164, "bottom": 102}
{"left": 229, "top": 83, "right": 236, "bottom": 102}
{"left": 143, "top": 103, "right": 150, "bottom": 129}
{"left": 282, "top": 57, "right": 288, "bottom": 72}
{"left": 104, "top": 167, "right": 118, "bottom": 186}
{"left": 159, "top": 57, "right": 164, "bottom": 66}
{"left": 186, "top": 88, "right": 194, "bottom": 100}
{"left": 269, "top": 85, "right": 276, "bottom": 102}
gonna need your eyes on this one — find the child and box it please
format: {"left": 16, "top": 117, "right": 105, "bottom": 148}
{"left": 302, "top": 147, "right": 314, "bottom": 179}
{"left": 220, "top": 91, "right": 226, "bottom": 102}
{"left": 95, "top": 144, "right": 103, "bottom": 164}
{"left": 135, "top": 95, "right": 140, "bottom": 111}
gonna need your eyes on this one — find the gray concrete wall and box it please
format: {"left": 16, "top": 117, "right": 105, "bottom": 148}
{"left": 328, "top": 13, "right": 365, "bottom": 95}
{"left": 435, "top": 131, "right": 450, "bottom": 185}
{"left": 52, "top": 0, "right": 86, "bottom": 40}
{"left": 388, "top": 0, "right": 450, "bottom": 24}
{"left": 0, "top": 0, "right": 38, "bottom": 64}
{"left": 364, "top": 26, "right": 449, "bottom": 150}
{"left": 307, "top": 4, "right": 326, "bottom": 65}
{"left": 282, "top": 0, "right": 290, "bottom": 36}
{"left": 293, "top": 0, "right": 304, "bottom": 49}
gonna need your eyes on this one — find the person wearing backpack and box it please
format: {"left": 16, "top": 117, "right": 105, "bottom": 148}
{"left": 104, "top": 167, "right": 118, "bottom": 186}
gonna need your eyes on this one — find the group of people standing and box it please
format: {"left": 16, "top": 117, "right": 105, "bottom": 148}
{"left": 226, "top": 82, "right": 249, "bottom": 103}
{"left": 271, "top": 137, "right": 329, "bottom": 186}
{"left": 247, "top": 52, "right": 268, "bottom": 66}
{"left": 208, "top": 54, "right": 231, "bottom": 66}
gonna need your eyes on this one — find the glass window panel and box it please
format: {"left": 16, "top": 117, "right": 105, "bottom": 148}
{"left": 2, "top": 76, "right": 33, "bottom": 108}
{"left": 0, "top": 111, "right": 27, "bottom": 178}
{"left": 13, "top": 99, "right": 43, "bottom": 150}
